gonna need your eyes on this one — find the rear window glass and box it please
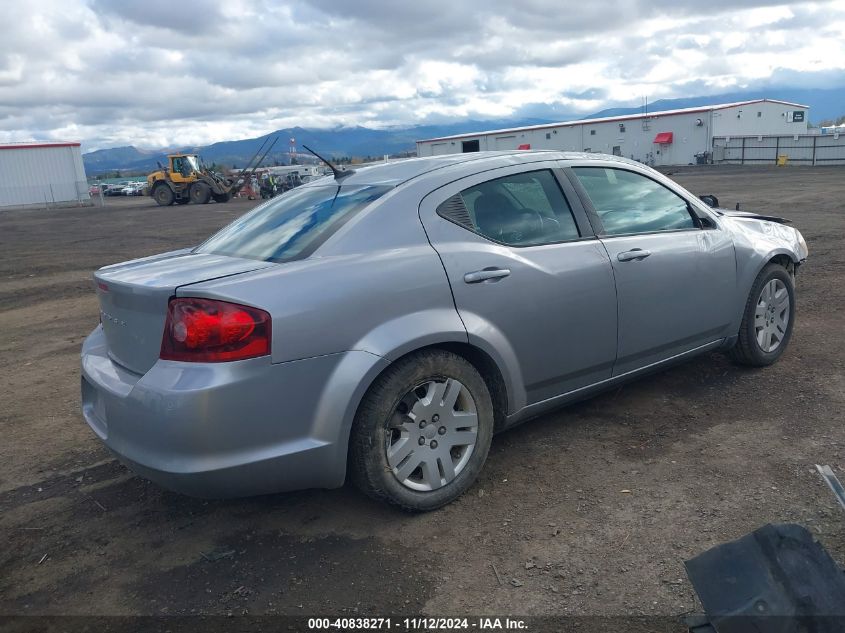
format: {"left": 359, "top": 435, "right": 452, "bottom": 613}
{"left": 195, "top": 184, "right": 391, "bottom": 263}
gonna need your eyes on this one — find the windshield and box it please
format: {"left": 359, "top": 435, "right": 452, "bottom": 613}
{"left": 195, "top": 184, "right": 391, "bottom": 263}
{"left": 186, "top": 156, "right": 200, "bottom": 172}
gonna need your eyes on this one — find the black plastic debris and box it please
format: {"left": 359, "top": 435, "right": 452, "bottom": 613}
{"left": 684, "top": 523, "right": 845, "bottom": 633}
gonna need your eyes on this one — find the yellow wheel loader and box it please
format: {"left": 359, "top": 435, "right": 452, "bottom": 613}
{"left": 146, "top": 137, "right": 279, "bottom": 206}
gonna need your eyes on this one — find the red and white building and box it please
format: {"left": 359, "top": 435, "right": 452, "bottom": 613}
{"left": 415, "top": 99, "right": 810, "bottom": 166}
{"left": 0, "top": 141, "right": 90, "bottom": 210}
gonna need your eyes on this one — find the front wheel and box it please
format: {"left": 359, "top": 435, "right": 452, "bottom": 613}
{"left": 729, "top": 263, "right": 796, "bottom": 366}
{"left": 152, "top": 184, "right": 174, "bottom": 206}
{"left": 189, "top": 182, "right": 211, "bottom": 204}
{"left": 349, "top": 349, "right": 494, "bottom": 512}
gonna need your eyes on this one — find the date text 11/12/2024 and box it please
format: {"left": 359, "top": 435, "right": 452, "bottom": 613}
{"left": 307, "top": 617, "right": 528, "bottom": 630}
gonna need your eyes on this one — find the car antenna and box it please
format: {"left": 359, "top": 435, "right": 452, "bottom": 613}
{"left": 301, "top": 144, "right": 355, "bottom": 181}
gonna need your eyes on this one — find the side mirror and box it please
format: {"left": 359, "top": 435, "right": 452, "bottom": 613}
{"left": 699, "top": 194, "right": 719, "bottom": 208}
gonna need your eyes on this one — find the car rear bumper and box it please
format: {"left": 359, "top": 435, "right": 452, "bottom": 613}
{"left": 80, "top": 326, "right": 389, "bottom": 498}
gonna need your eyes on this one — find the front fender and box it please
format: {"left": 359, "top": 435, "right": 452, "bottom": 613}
{"left": 726, "top": 216, "right": 806, "bottom": 265}
{"left": 725, "top": 216, "right": 807, "bottom": 332}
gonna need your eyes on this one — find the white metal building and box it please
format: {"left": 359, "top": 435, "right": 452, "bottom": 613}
{"left": 416, "top": 99, "right": 810, "bottom": 166}
{"left": 0, "top": 142, "right": 90, "bottom": 210}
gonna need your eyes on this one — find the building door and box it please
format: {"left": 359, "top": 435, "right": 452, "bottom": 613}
{"left": 495, "top": 136, "right": 516, "bottom": 150}
{"left": 462, "top": 140, "right": 480, "bottom": 153}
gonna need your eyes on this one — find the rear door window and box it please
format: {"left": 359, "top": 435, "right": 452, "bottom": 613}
{"left": 195, "top": 184, "right": 391, "bottom": 262}
{"left": 451, "top": 170, "right": 580, "bottom": 246}
{"left": 572, "top": 167, "right": 696, "bottom": 235}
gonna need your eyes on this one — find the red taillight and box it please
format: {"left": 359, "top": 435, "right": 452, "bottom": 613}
{"left": 160, "top": 298, "right": 271, "bottom": 362}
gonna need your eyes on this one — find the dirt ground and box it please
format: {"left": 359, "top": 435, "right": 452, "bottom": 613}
{"left": 1, "top": 166, "right": 844, "bottom": 623}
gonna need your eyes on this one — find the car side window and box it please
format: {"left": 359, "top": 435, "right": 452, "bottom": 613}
{"left": 572, "top": 167, "right": 697, "bottom": 236}
{"left": 452, "top": 170, "right": 580, "bottom": 246}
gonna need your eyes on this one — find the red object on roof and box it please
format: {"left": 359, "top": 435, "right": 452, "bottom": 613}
{"left": 653, "top": 132, "right": 673, "bottom": 144}
{"left": 517, "top": 143, "right": 531, "bottom": 150}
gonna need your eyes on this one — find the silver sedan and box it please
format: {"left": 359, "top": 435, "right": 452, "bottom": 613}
{"left": 81, "top": 151, "right": 808, "bottom": 511}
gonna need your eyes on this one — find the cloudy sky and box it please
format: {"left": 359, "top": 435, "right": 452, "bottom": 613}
{"left": 1, "top": 0, "right": 844, "bottom": 151}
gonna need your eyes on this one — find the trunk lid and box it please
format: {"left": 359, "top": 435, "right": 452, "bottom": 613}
{"left": 94, "top": 250, "right": 274, "bottom": 374}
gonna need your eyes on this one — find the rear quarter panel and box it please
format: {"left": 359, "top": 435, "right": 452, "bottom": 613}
{"left": 181, "top": 186, "right": 468, "bottom": 364}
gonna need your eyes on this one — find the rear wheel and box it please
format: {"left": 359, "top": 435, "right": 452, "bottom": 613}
{"left": 189, "top": 182, "right": 211, "bottom": 204}
{"left": 729, "top": 263, "right": 795, "bottom": 366}
{"left": 349, "top": 349, "right": 494, "bottom": 512}
{"left": 152, "top": 183, "right": 174, "bottom": 206}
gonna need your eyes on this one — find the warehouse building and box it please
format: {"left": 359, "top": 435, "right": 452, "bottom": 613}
{"left": 416, "top": 99, "right": 810, "bottom": 166}
{"left": 0, "top": 141, "right": 91, "bottom": 210}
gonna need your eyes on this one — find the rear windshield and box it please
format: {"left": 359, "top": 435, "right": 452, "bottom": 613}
{"left": 195, "top": 184, "right": 391, "bottom": 263}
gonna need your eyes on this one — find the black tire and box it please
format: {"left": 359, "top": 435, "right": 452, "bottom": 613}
{"left": 175, "top": 198, "right": 190, "bottom": 205}
{"left": 189, "top": 182, "right": 211, "bottom": 204}
{"left": 349, "top": 349, "right": 494, "bottom": 512}
{"left": 152, "top": 183, "right": 174, "bottom": 206}
{"left": 729, "top": 263, "right": 795, "bottom": 366}
{"left": 212, "top": 192, "right": 232, "bottom": 203}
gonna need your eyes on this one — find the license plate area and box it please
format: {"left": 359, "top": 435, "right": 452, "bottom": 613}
{"left": 81, "top": 377, "right": 108, "bottom": 439}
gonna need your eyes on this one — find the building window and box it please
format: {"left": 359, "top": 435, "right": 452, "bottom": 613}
{"left": 546, "top": 133, "right": 551, "bottom": 140}
{"left": 757, "top": 111, "right": 762, "bottom": 118}
{"left": 590, "top": 130, "right": 596, "bottom": 136}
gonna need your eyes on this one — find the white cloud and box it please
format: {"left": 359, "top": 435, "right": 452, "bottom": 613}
{"left": 0, "top": 0, "right": 843, "bottom": 150}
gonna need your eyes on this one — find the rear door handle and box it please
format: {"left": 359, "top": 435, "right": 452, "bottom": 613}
{"left": 464, "top": 268, "right": 511, "bottom": 284}
{"left": 617, "top": 249, "right": 651, "bottom": 262}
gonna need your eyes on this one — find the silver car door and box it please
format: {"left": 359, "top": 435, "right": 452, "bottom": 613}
{"left": 568, "top": 165, "right": 737, "bottom": 376}
{"left": 418, "top": 162, "right": 618, "bottom": 412}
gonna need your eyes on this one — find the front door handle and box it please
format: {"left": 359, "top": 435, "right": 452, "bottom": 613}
{"left": 464, "top": 268, "right": 511, "bottom": 284}
{"left": 617, "top": 249, "right": 651, "bottom": 262}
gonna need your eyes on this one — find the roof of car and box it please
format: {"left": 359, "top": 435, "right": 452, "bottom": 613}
{"left": 303, "top": 151, "right": 642, "bottom": 188}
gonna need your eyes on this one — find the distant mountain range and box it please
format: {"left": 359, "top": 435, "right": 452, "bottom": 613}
{"left": 83, "top": 87, "right": 845, "bottom": 175}
{"left": 82, "top": 119, "right": 556, "bottom": 175}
